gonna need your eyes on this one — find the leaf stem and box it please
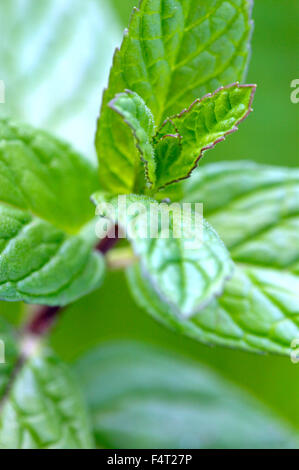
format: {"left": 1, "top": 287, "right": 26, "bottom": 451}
{"left": 95, "top": 224, "right": 120, "bottom": 254}
{"left": 106, "top": 246, "right": 137, "bottom": 270}
{"left": 26, "top": 305, "right": 62, "bottom": 336}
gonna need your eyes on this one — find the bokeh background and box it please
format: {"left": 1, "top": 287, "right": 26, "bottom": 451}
{"left": 0, "top": 0, "right": 298, "bottom": 447}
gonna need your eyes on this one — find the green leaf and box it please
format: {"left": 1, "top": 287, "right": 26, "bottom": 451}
{"left": 92, "top": 193, "right": 233, "bottom": 317}
{"left": 127, "top": 162, "right": 299, "bottom": 355}
{"left": 0, "top": 0, "right": 121, "bottom": 156}
{"left": 96, "top": 0, "right": 253, "bottom": 193}
{"left": 183, "top": 162, "right": 299, "bottom": 271}
{"left": 109, "top": 90, "right": 156, "bottom": 187}
{"left": 154, "top": 83, "right": 255, "bottom": 189}
{"left": 74, "top": 341, "right": 298, "bottom": 449}
{"left": 0, "top": 318, "right": 19, "bottom": 398}
{"left": 0, "top": 118, "right": 105, "bottom": 306}
{"left": 0, "top": 349, "right": 94, "bottom": 449}
{"left": 128, "top": 264, "right": 299, "bottom": 355}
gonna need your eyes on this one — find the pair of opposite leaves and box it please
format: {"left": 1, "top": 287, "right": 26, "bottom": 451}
{"left": 92, "top": 83, "right": 256, "bottom": 319}
{"left": 108, "top": 83, "right": 256, "bottom": 193}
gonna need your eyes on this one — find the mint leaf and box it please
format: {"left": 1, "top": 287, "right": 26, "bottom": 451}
{"left": 92, "top": 193, "right": 233, "bottom": 317}
{"left": 127, "top": 162, "right": 299, "bottom": 355}
{"left": 0, "top": 0, "right": 121, "bottom": 156}
{"left": 184, "top": 162, "right": 299, "bottom": 353}
{"left": 184, "top": 162, "right": 299, "bottom": 271}
{"left": 109, "top": 90, "right": 156, "bottom": 187}
{"left": 75, "top": 341, "right": 298, "bottom": 449}
{"left": 154, "top": 83, "right": 256, "bottom": 189}
{"left": 0, "top": 119, "right": 105, "bottom": 306}
{"left": 0, "top": 318, "right": 19, "bottom": 398}
{"left": 128, "top": 264, "right": 299, "bottom": 355}
{"left": 96, "top": 0, "right": 253, "bottom": 193}
{"left": 0, "top": 350, "right": 94, "bottom": 449}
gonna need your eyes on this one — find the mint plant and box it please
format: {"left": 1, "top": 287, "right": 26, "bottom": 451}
{"left": 0, "top": 0, "right": 298, "bottom": 449}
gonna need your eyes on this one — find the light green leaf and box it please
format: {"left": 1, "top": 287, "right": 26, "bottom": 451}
{"left": 0, "top": 118, "right": 105, "bottom": 306}
{"left": 74, "top": 341, "right": 298, "bottom": 449}
{"left": 127, "top": 162, "right": 299, "bottom": 355}
{"left": 0, "top": 350, "right": 94, "bottom": 449}
{"left": 0, "top": 0, "right": 121, "bottom": 157}
{"left": 109, "top": 90, "right": 156, "bottom": 187}
{"left": 184, "top": 162, "right": 299, "bottom": 353}
{"left": 96, "top": 0, "right": 253, "bottom": 193}
{"left": 128, "top": 264, "right": 299, "bottom": 355}
{"left": 183, "top": 161, "right": 299, "bottom": 271}
{"left": 92, "top": 193, "right": 233, "bottom": 317}
{"left": 154, "top": 83, "right": 255, "bottom": 189}
{"left": 0, "top": 318, "right": 19, "bottom": 398}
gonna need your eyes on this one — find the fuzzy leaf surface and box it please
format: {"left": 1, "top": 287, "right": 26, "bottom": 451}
{"left": 93, "top": 193, "right": 233, "bottom": 317}
{"left": 154, "top": 84, "right": 255, "bottom": 189}
{"left": 127, "top": 162, "right": 299, "bottom": 355}
{"left": 109, "top": 90, "right": 156, "bottom": 187}
{"left": 0, "top": 119, "right": 105, "bottom": 305}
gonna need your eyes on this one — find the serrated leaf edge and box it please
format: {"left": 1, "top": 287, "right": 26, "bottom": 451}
{"left": 155, "top": 82, "right": 257, "bottom": 190}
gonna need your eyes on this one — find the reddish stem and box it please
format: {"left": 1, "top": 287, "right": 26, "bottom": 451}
{"left": 95, "top": 224, "right": 120, "bottom": 254}
{"left": 27, "top": 305, "right": 62, "bottom": 336}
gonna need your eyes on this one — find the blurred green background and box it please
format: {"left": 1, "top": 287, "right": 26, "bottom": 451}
{"left": 0, "top": 0, "right": 298, "bottom": 439}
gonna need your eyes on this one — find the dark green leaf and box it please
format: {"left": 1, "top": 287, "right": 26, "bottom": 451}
{"left": 0, "top": 119, "right": 105, "bottom": 306}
